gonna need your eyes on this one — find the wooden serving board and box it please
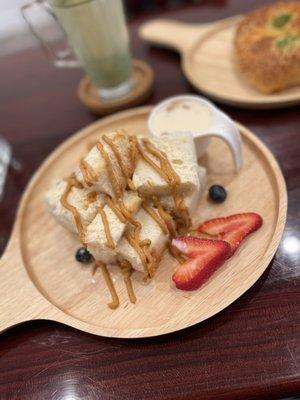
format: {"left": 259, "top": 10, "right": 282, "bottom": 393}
{"left": 0, "top": 106, "right": 287, "bottom": 338}
{"left": 139, "top": 17, "right": 300, "bottom": 109}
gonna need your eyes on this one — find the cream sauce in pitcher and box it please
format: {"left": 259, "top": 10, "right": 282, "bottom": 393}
{"left": 148, "top": 95, "right": 243, "bottom": 170}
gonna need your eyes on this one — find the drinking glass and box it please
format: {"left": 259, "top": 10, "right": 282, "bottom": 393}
{"left": 21, "top": 0, "right": 134, "bottom": 100}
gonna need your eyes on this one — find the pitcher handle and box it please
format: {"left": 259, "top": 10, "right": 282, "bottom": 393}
{"left": 196, "top": 124, "right": 243, "bottom": 172}
{"left": 21, "top": 0, "right": 81, "bottom": 68}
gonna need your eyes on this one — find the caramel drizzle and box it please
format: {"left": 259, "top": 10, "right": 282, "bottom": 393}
{"left": 60, "top": 132, "right": 191, "bottom": 309}
{"left": 95, "top": 134, "right": 188, "bottom": 278}
{"left": 141, "top": 241, "right": 156, "bottom": 278}
{"left": 132, "top": 136, "right": 194, "bottom": 269}
{"left": 146, "top": 196, "right": 186, "bottom": 267}
{"left": 127, "top": 179, "right": 136, "bottom": 192}
{"left": 139, "top": 200, "right": 179, "bottom": 276}
{"left": 105, "top": 196, "right": 127, "bottom": 223}
{"left": 98, "top": 262, "right": 120, "bottom": 309}
{"left": 129, "top": 135, "right": 138, "bottom": 174}
{"left": 98, "top": 206, "right": 115, "bottom": 249}
{"left": 142, "top": 202, "right": 168, "bottom": 235}
{"left": 142, "top": 138, "right": 181, "bottom": 187}
{"left": 118, "top": 199, "right": 141, "bottom": 232}
{"left": 152, "top": 196, "right": 177, "bottom": 238}
{"left": 92, "top": 261, "right": 136, "bottom": 306}
{"left": 59, "top": 134, "right": 139, "bottom": 308}
{"left": 97, "top": 140, "right": 123, "bottom": 199}
{"left": 79, "top": 159, "right": 97, "bottom": 187}
{"left": 60, "top": 175, "right": 86, "bottom": 244}
{"left": 103, "top": 134, "right": 130, "bottom": 178}
{"left": 92, "top": 134, "right": 144, "bottom": 286}
{"left": 100, "top": 135, "right": 186, "bottom": 277}
{"left": 86, "top": 190, "right": 98, "bottom": 204}
{"left": 124, "top": 231, "right": 150, "bottom": 274}
{"left": 103, "top": 133, "right": 136, "bottom": 191}
{"left": 158, "top": 204, "right": 177, "bottom": 237}
{"left": 105, "top": 194, "right": 152, "bottom": 277}
{"left": 117, "top": 199, "right": 154, "bottom": 276}
{"left": 105, "top": 193, "right": 151, "bottom": 276}
{"left": 105, "top": 195, "right": 141, "bottom": 232}
{"left": 136, "top": 141, "right": 169, "bottom": 182}
{"left": 143, "top": 139, "right": 189, "bottom": 226}
{"left": 137, "top": 138, "right": 189, "bottom": 229}
{"left": 115, "top": 129, "right": 138, "bottom": 175}
{"left": 119, "top": 260, "right": 136, "bottom": 304}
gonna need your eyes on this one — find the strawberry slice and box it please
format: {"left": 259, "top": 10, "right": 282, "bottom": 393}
{"left": 172, "top": 237, "right": 230, "bottom": 290}
{"left": 197, "top": 213, "right": 263, "bottom": 256}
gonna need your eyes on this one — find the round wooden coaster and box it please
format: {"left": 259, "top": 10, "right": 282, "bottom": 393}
{"left": 77, "top": 59, "right": 154, "bottom": 115}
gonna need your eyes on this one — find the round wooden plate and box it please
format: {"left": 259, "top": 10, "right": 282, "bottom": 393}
{"left": 139, "top": 17, "right": 300, "bottom": 109}
{"left": 0, "top": 106, "right": 287, "bottom": 338}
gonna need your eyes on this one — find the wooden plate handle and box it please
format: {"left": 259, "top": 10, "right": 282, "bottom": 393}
{"left": 0, "top": 237, "right": 50, "bottom": 333}
{"left": 138, "top": 16, "right": 243, "bottom": 54}
{"left": 138, "top": 19, "right": 204, "bottom": 53}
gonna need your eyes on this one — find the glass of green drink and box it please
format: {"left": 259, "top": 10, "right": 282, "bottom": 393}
{"left": 21, "top": 0, "right": 133, "bottom": 100}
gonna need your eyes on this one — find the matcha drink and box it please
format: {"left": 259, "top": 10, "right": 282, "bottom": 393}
{"left": 51, "top": 0, "right": 133, "bottom": 98}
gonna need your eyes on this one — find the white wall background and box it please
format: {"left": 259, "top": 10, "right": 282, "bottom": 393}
{"left": 0, "top": 0, "right": 60, "bottom": 56}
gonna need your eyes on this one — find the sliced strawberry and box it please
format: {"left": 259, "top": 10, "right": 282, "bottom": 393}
{"left": 172, "top": 237, "right": 230, "bottom": 290}
{"left": 172, "top": 236, "right": 217, "bottom": 258}
{"left": 197, "top": 213, "right": 263, "bottom": 256}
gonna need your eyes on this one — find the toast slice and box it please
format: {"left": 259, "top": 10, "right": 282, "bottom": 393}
{"left": 46, "top": 130, "right": 206, "bottom": 281}
{"left": 133, "top": 132, "right": 199, "bottom": 197}
{"left": 159, "top": 165, "right": 206, "bottom": 220}
{"left": 45, "top": 179, "right": 105, "bottom": 234}
{"left": 75, "top": 131, "right": 134, "bottom": 198}
{"left": 85, "top": 191, "right": 141, "bottom": 264}
{"left": 117, "top": 204, "right": 176, "bottom": 274}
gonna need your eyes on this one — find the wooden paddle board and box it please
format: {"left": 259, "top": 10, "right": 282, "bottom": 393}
{"left": 0, "top": 106, "right": 287, "bottom": 338}
{"left": 139, "top": 17, "right": 300, "bottom": 109}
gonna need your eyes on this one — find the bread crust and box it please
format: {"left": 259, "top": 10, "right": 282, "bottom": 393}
{"left": 235, "top": 2, "right": 300, "bottom": 93}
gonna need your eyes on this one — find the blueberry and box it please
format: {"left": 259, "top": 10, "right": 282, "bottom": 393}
{"left": 75, "top": 247, "right": 93, "bottom": 264}
{"left": 208, "top": 185, "right": 227, "bottom": 203}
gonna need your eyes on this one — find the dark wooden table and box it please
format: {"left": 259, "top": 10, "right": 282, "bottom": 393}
{"left": 0, "top": 1, "right": 299, "bottom": 399}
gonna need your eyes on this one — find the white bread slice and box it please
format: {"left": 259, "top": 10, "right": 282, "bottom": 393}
{"left": 117, "top": 205, "right": 174, "bottom": 273}
{"left": 133, "top": 131, "right": 199, "bottom": 197}
{"left": 159, "top": 165, "right": 206, "bottom": 220}
{"left": 85, "top": 191, "right": 141, "bottom": 264}
{"left": 75, "top": 131, "right": 133, "bottom": 198}
{"left": 45, "top": 179, "right": 105, "bottom": 234}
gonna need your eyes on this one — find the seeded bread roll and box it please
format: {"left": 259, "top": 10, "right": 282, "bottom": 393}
{"left": 235, "top": 2, "right": 300, "bottom": 93}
